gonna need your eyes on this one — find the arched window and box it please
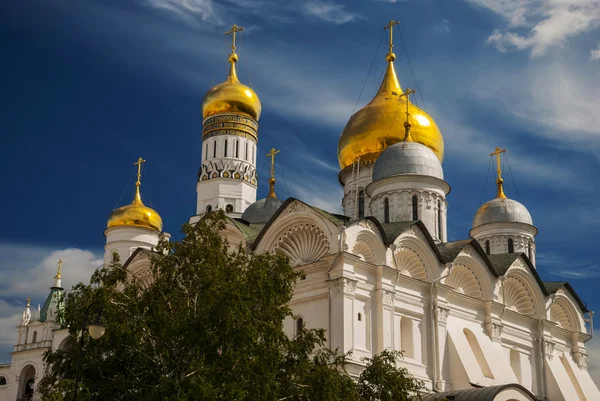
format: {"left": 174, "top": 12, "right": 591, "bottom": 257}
{"left": 510, "top": 349, "right": 522, "bottom": 384}
{"left": 296, "top": 317, "right": 303, "bottom": 334}
{"left": 437, "top": 200, "right": 442, "bottom": 240}
{"left": 400, "top": 317, "right": 414, "bottom": 359}
{"left": 485, "top": 240, "right": 490, "bottom": 255}
{"left": 235, "top": 140, "right": 239, "bottom": 158}
{"left": 358, "top": 313, "right": 362, "bottom": 322}
{"left": 224, "top": 139, "right": 228, "bottom": 157}
{"left": 411, "top": 195, "right": 418, "bottom": 221}
{"left": 527, "top": 241, "right": 532, "bottom": 260}
{"left": 384, "top": 198, "right": 390, "bottom": 223}
{"left": 213, "top": 141, "right": 216, "bottom": 158}
{"left": 205, "top": 205, "right": 212, "bottom": 213}
{"left": 358, "top": 190, "right": 365, "bottom": 218}
{"left": 225, "top": 204, "right": 233, "bottom": 213}
{"left": 252, "top": 146, "right": 255, "bottom": 164}
{"left": 204, "top": 143, "right": 208, "bottom": 160}
{"left": 0, "top": 376, "right": 6, "bottom": 385}
{"left": 245, "top": 142, "right": 248, "bottom": 161}
{"left": 464, "top": 328, "right": 494, "bottom": 379}
{"left": 32, "top": 331, "right": 37, "bottom": 343}
{"left": 508, "top": 238, "right": 514, "bottom": 253}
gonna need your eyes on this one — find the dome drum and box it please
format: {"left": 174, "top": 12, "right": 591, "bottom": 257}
{"left": 372, "top": 142, "right": 444, "bottom": 181}
{"left": 202, "top": 113, "right": 258, "bottom": 142}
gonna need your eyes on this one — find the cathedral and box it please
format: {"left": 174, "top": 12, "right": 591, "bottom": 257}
{"left": 1, "top": 22, "right": 599, "bottom": 401}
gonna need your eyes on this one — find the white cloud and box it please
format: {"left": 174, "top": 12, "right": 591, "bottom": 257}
{"left": 592, "top": 43, "right": 600, "bottom": 59}
{"left": 145, "top": 0, "right": 221, "bottom": 25}
{"left": 468, "top": 0, "right": 600, "bottom": 57}
{"left": 0, "top": 244, "right": 102, "bottom": 301}
{"left": 433, "top": 19, "right": 451, "bottom": 33}
{"left": 301, "top": 0, "right": 361, "bottom": 24}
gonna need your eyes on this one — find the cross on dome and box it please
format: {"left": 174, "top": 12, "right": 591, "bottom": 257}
{"left": 266, "top": 148, "right": 280, "bottom": 198}
{"left": 490, "top": 147, "right": 507, "bottom": 199}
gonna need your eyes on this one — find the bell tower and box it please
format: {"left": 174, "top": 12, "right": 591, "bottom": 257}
{"left": 196, "top": 24, "right": 262, "bottom": 218}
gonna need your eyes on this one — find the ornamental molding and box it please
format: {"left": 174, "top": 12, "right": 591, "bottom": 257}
{"left": 572, "top": 350, "right": 588, "bottom": 370}
{"left": 544, "top": 340, "right": 556, "bottom": 359}
{"left": 329, "top": 278, "right": 358, "bottom": 296}
{"left": 492, "top": 323, "right": 503, "bottom": 339}
{"left": 199, "top": 159, "right": 257, "bottom": 184}
{"left": 436, "top": 306, "right": 450, "bottom": 323}
{"left": 382, "top": 290, "right": 395, "bottom": 306}
{"left": 358, "top": 219, "right": 375, "bottom": 231}
{"left": 281, "top": 201, "right": 307, "bottom": 217}
{"left": 341, "top": 230, "right": 349, "bottom": 252}
{"left": 274, "top": 224, "right": 330, "bottom": 266}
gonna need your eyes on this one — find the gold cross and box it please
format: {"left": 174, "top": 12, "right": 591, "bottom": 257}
{"left": 490, "top": 147, "right": 507, "bottom": 198}
{"left": 225, "top": 24, "right": 245, "bottom": 54}
{"left": 134, "top": 157, "right": 146, "bottom": 186}
{"left": 400, "top": 87, "right": 416, "bottom": 141}
{"left": 266, "top": 148, "right": 280, "bottom": 180}
{"left": 384, "top": 20, "right": 400, "bottom": 54}
{"left": 56, "top": 259, "right": 63, "bottom": 279}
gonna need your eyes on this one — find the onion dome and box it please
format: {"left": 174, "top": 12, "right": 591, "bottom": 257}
{"left": 337, "top": 50, "right": 443, "bottom": 170}
{"left": 201, "top": 26, "right": 261, "bottom": 121}
{"left": 107, "top": 158, "right": 163, "bottom": 232}
{"left": 473, "top": 197, "right": 532, "bottom": 228}
{"left": 472, "top": 148, "right": 534, "bottom": 230}
{"left": 373, "top": 141, "right": 443, "bottom": 181}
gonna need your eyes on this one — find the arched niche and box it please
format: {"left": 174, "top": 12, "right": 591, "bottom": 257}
{"left": 346, "top": 226, "right": 386, "bottom": 265}
{"left": 503, "top": 276, "right": 538, "bottom": 318}
{"left": 273, "top": 224, "right": 330, "bottom": 267}
{"left": 254, "top": 203, "right": 337, "bottom": 255}
{"left": 550, "top": 293, "right": 583, "bottom": 333}
{"left": 550, "top": 302, "right": 572, "bottom": 331}
{"left": 393, "top": 231, "right": 439, "bottom": 282}
{"left": 221, "top": 224, "right": 247, "bottom": 252}
{"left": 452, "top": 254, "right": 495, "bottom": 301}
{"left": 446, "top": 263, "right": 484, "bottom": 300}
{"left": 58, "top": 336, "right": 76, "bottom": 351}
{"left": 394, "top": 247, "right": 429, "bottom": 281}
{"left": 17, "top": 363, "right": 37, "bottom": 400}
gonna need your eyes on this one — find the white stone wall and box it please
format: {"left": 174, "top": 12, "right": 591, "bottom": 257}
{"left": 340, "top": 163, "right": 374, "bottom": 219}
{"left": 104, "top": 226, "right": 160, "bottom": 265}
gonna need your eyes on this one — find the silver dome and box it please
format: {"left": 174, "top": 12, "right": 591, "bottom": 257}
{"left": 372, "top": 142, "right": 443, "bottom": 181}
{"left": 241, "top": 196, "right": 284, "bottom": 224}
{"left": 472, "top": 197, "right": 533, "bottom": 228}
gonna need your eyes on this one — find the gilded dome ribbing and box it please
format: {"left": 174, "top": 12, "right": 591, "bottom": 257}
{"left": 337, "top": 52, "right": 443, "bottom": 169}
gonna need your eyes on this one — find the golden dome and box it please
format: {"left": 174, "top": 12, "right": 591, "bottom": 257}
{"left": 337, "top": 53, "right": 444, "bottom": 169}
{"left": 202, "top": 53, "right": 261, "bottom": 121}
{"left": 107, "top": 158, "right": 163, "bottom": 232}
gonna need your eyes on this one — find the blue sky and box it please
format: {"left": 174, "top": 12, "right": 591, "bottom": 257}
{"left": 1, "top": 0, "right": 600, "bottom": 379}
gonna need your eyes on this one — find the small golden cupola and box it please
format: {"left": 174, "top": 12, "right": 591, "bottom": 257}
{"left": 201, "top": 25, "right": 262, "bottom": 121}
{"left": 337, "top": 21, "right": 444, "bottom": 170}
{"left": 107, "top": 158, "right": 163, "bottom": 232}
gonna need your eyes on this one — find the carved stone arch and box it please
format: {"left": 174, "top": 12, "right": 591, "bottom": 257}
{"left": 551, "top": 293, "right": 583, "bottom": 333}
{"left": 453, "top": 254, "right": 494, "bottom": 301}
{"left": 394, "top": 247, "right": 428, "bottom": 281}
{"left": 394, "top": 231, "right": 439, "bottom": 282}
{"left": 255, "top": 202, "right": 337, "bottom": 254}
{"left": 273, "top": 224, "right": 330, "bottom": 267}
{"left": 127, "top": 258, "right": 154, "bottom": 290}
{"left": 446, "top": 263, "right": 483, "bottom": 299}
{"left": 550, "top": 302, "right": 572, "bottom": 330}
{"left": 352, "top": 230, "right": 386, "bottom": 265}
{"left": 503, "top": 276, "right": 537, "bottom": 317}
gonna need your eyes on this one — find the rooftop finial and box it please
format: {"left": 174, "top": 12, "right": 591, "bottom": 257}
{"left": 490, "top": 147, "right": 507, "bottom": 199}
{"left": 55, "top": 259, "right": 63, "bottom": 280}
{"left": 133, "top": 157, "right": 146, "bottom": 203}
{"left": 384, "top": 20, "right": 400, "bottom": 61}
{"left": 225, "top": 24, "right": 244, "bottom": 80}
{"left": 266, "top": 148, "right": 280, "bottom": 198}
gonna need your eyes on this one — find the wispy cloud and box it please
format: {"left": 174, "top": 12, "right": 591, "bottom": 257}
{"left": 433, "top": 19, "right": 451, "bottom": 33}
{"left": 145, "top": 0, "right": 222, "bottom": 26}
{"left": 467, "top": 0, "right": 600, "bottom": 57}
{"left": 537, "top": 252, "right": 600, "bottom": 279}
{"left": 301, "top": 0, "right": 361, "bottom": 24}
{"left": 592, "top": 43, "right": 600, "bottom": 60}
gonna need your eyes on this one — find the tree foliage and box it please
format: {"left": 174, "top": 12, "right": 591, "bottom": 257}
{"left": 40, "top": 211, "right": 424, "bottom": 400}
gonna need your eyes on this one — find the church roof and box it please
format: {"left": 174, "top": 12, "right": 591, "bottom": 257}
{"left": 543, "top": 281, "right": 588, "bottom": 312}
{"left": 39, "top": 287, "right": 62, "bottom": 323}
{"left": 418, "top": 383, "right": 537, "bottom": 401}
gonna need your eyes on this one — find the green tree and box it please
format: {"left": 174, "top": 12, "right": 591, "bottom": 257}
{"left": 40, "top": 211, "right": 424, "bottom": 400}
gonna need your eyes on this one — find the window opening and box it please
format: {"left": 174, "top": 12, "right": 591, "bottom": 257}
{"left": 412, "top": 195, "right": 418, "bottom": 220}
{"left": 358, "top": 190, "right": 365, "bottom": 218}
{"left": 206, "top": 205, "right": 212, "bottom": 213}
{"left": 296, "top": 317, "right": 304, "bottom": 334}
{"left": 224, "top": 139, "right": 228, "bottom": 157}
{"left": 384, "top": 198, "right": 390, "bottom": 223}
{"left": 437, "top": 200, "right": 442, "bottom": 240}
{"left": 213, "top": 141, "right": 216, "bottom": 158}
{"left": 486, "top": 240, "right": 490, "bottom": 255}
{"left": 226, "top": 204, "right": 233, "bottom": 213}
{"left": 508, "top": 238, "right": 514, "bottom": 253}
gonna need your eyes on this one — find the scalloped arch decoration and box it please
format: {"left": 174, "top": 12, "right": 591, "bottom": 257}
{"left": 274, "top": 224, "right": 330, "bottom": 267}
{"left": 446, "top": 264, "right": 483, "bottom": 299}
{"left": 352, "top": 239, "right": 375, "bottom": 263}
{"left": 395, "top": 247, "right": 428, "bottom": 281}
{"left": 504, "top": 276, "right": 536, "bottom": 317}
{"left": 550, "top": 302, "right": 572, "bottom": 330}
